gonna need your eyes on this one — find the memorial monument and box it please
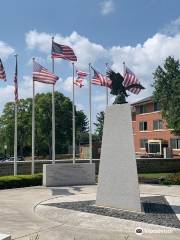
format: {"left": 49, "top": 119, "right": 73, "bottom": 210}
{"left": 0, "top": 233, "right": 11, "bottom": 240}
{"left": 96, "top": 68, "right": 145, "bottom": 212}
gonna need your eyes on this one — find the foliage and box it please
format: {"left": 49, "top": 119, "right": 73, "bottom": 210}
{"left": 113, "top": 94, "right": 127, "bottom": 104}
{"left": 153, "top": 56, "right": 180, "bottom": 135}
{"left": 0, "top": 92, "right": 88, "bottom": 158}
{"left": 138, "top": 173, "right": 173, "bottom": 179}
{"left": 166, "top": 172, "right": 180, "bottom": 185}
{"left": 0, "top": 99, "right": 32, "bottom": 156}
{"left": 94, "top": 111, "right": 104, "bottom": 141}
{"left": 0, "top": 174, "right": 42, "bottom": 189}
{"left": 77, "top": 132, "right": 101, "bottom": 145}
{"left": 139, "top": 172, "right": 180, "bottom": 185}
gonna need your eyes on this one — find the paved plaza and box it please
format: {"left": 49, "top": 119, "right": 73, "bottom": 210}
{"left": 0, "top": 184, "right": 180, "bottom": 240}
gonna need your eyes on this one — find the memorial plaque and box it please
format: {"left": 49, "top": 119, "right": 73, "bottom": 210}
{"left": 43, "top": 163, "right": 95, "bottom": 187}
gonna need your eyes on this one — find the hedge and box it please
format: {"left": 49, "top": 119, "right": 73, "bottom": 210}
{"left": 0, "top": 174, "right": 42, "bottom": 189}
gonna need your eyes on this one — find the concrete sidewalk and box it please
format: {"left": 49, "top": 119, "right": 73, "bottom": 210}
{"left": 0, "top": 184, "right": 180, "bottom": 240}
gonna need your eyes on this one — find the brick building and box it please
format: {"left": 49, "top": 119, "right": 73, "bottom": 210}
{"left": 131, "top": 96, "right": 180, "bottom": 158}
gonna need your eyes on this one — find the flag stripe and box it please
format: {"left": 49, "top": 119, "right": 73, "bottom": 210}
{"left": 91, "top": 67, "right": 112, "bottom": 88}
{"left": 51, "top": 41, "right": 77, "bottom": 61}
{"left": 74, "top": 79, "right": 84, "bottom": 88}
{"left": 14, "top": 57, "right": 18, "bottom": 102}
{"left": 33, "top": 61, "right": 59, "bottom": 84}
{"left": 123, "top": 66, "right": 141, "bottom": 95}
{"left": 74, "top": 69, "right": 88, "bottom": 88}
{"left": 0, "top": 59, "right": 6, "bottom": 81}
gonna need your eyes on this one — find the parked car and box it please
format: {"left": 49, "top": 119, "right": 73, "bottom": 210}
{"left": 5, "top": 156, "right": 24, "bottom": 162}
{"left": 0, "top": 157, "right": 6, "bottom": 162}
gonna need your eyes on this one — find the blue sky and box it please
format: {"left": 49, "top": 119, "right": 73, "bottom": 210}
{"left": 0, "top": 0, "right": 180, "bottom": 127}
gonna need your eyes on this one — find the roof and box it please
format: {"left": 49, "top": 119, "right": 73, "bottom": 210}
{"left": 131, "top": 96, "right": 153, "bottom": 106}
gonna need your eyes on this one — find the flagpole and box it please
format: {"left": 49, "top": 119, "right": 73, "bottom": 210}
{"left": 72, "top": 62, "right": 75, "bottom": 164}
{"left": 32, "top": 58, "right": 35, "bottom": 175}
{"left": 52, "top": 37, "right": 56, "bottom": 164}
{"left": 105, "top": 63, "right": 108, "bottom": 107}
{"left": 123, "top": 61, "right": 126, "bottom": 76}
{"left": 14, "top": 55, "right": 18, "bottom": 176}
{"left": 89, "top": 63, "right": 92, "bottom": 163}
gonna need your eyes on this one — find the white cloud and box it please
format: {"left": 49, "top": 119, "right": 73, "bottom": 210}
{"left": 25, "top": 30, "right": 52, "bottom": 53}
{"left": 26, "top": 30, "right": 107, "bottom": 68}
{"left": 162, "top": 16, "right": 180, "bottom": 35}
{"left": 0, "top": 85, "right": 14, "bottom": 112}
{"left": 110, "top": 33, "right": 180, "bottom": 102}
{"left": 76, "top": 103, "right": 84, "bottom": 111}
{"left": 93, "top": 94, "right": 106, "bottom": 102}
{"left": 61, "top": 76, "right": 73, "bottom": 92}
{"left": 24, "top": 28, "right": 180, "bottom": 106}
{"left": 0, "top": 41, "right": 15, "bottom": 59}
{"left": 20, "top": 76, "right": 55, "bottom": 99}
{"left": 27, "top": 56, "right": 47, "bottom": 66}
{"left": 100, "top": 0, "right": 115, "bottom": 15}
{"left": 0, "top": 76, "right": 60, "bottom": 113}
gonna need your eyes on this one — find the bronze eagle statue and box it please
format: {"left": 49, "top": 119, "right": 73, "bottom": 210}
{"left": 107, "top": 70, "right": 145, "bottom": 104}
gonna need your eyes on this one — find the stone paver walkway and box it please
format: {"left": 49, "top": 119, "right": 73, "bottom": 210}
{"left": 0, "top": 184, "right": 180, "bottom": 240}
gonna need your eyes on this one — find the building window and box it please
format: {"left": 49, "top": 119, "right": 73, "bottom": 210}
{"left": 154, "top": 102, "right": 161, "bottom": 111}
{"left": 140, "top": 139, "right": 148, "bottom": 148}
{"left": 171, "top": 139, "right": 180, "bottom": 149}
{"left": 139, "top": 105, "right": 147, "bottom": 114}
{"left": 153, "top": 120, "right": 163, "bottom": 130}
{"left": 139, "top": 121, "right": 148, "bottom": 131}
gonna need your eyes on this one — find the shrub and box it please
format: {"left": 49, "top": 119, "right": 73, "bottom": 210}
{"left": 0, "top": 174, "right": 42, "bottom": 189}
{"left": 166, "top": 172, "right": 180, "bottom": 185}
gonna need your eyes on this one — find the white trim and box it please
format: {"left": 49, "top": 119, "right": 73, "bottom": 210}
{"left": 139, "top": 129, "right": 171, "bottom": 133}
{"left": 172, "top": 149, "right": 180, "bottom": 151}
{"left": 153, "top": 129, "right": 165, "bottom": 131}
{"left": 140, "top": 131, "right": 151, "bottom": 133}
{"left": 138, "top": 111, "right": 161, "bottom": 116}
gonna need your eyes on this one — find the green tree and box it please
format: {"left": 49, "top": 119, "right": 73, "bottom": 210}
{"left": 153, "top": 56, "right": 180, "bottom": 135}
{"left": 0, "top": 99, "right": 32, "bottom": 157}
{"left": 0, "top": 92, "right": 88, "bottom": 158}
{"left": 113, "top": 94, "right": 127, "bottom": 104}
{"left": 94, "top": 111, "right": 104, "bottom": 141}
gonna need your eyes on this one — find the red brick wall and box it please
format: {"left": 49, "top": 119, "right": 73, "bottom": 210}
{"left": 132, "top": 101, "right": 180, "bottom": 157}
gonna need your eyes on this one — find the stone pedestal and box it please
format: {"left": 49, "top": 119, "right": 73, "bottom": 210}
{"left": 0, "top": 234, "right": 11, "bottom": 240}
{"left": 96, "top": 104, "right": 141, "bottom": 212}
{"left": 43, "top": 163, "right": 95, "bottom": 187}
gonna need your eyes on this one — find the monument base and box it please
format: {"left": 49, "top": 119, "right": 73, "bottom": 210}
{"left": 96, "top": 104, "right": 141, "bottom": 212}
{"left": 0, "top": 234, "right": 11, "bottom": 240}
{"left": 43, "top": 163, "right": 95, "bottom": 187}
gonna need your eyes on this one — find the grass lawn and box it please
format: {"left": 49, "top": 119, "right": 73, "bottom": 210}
{"left": 138, "top": 173, "right": 173, "bottom": 179}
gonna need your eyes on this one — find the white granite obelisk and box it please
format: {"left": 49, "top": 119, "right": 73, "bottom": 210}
{"left": 96, "top": 104, "right": 141, "bottom": 212}
{"left": 0, "top": 233, "right": 11, "bottom": 240}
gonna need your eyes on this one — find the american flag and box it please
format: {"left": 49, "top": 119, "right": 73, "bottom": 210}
{"left": 123, "top": 66, "right": 141, "bottom": 94}
{"left": 33, "top": 61, "right": 59, "bottom": 84}
{"left": 91, "top": 67, "right": 112, "bottom": 88}
{"left": 74, "top": 69, "right": 88, "bottom": 88}
{"left": 0, "top": 58, "right": 6, "bottom": 81}
{"left": 14, "top": 57, "right": 18, "bottom": 102}
{"left": 51, "top": 41, "right": 77, "bottom": 62}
